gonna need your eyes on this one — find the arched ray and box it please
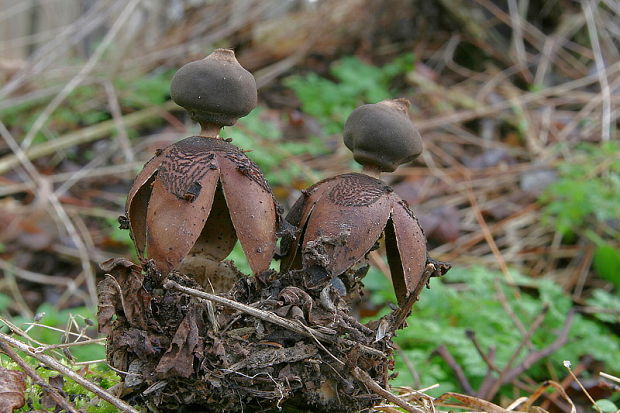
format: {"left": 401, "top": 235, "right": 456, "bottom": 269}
{"left": 145, "top": 169, "right": 219, "bottom": 275}
{"left": 219, "top": 158, "right": 277, "bottom": 274}
{"left": 388, "top": 197, "right": 426, "bottom": 305}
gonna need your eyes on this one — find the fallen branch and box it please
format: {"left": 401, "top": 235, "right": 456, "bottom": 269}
{"left": 0, "top": 331, "right": 139, "bottom": 413}
{"left": 163, "top": 279, "right": 385, "bottom": 358}
{"left": 465, "top": 329, "right": 500, "bottom": 372}
{"left": 476, "top": 346, "right": 498, "bottom": 399}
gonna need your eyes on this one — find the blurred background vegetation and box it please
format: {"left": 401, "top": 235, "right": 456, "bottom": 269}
{"left": 0, "top": 0, "right": 619, "bottom": 411}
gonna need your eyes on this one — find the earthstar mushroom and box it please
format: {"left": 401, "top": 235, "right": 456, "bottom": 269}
{"left": 281, "top": 99, "right": 428, "bottom": 306}
{"left": 124, "top": 49, "right": 279, "bottom": 282}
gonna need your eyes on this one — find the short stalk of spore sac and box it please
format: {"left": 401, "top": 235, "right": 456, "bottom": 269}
{"left": 361, "top": 164, "right": 382, "bottom": 179}
{"left": 123, "top": 49, "right": 282, "bottom": 290}
{"left": 281, "top": 99, "right": 449, "bottom": 306}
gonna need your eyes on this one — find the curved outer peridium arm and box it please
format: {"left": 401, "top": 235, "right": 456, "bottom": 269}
{"left": 279, "top": 193, "right": 307, "bottom": 271}
{"left": 125, "top": 152, "right": 164, "bottom": 255}
{"left": 218, "top": 159, "right": 277, "bottom": 275}
{"left": 145, "top": 168, "right": 219, "bottom": 275}
{"left": 386, "top": 196, "right": 427, "bottom": 306}
{"left": 126, "top": 154, "right": 164, "bottom": 211}
{"left": 127, "top": 175, "right": 155, "bottom": 256}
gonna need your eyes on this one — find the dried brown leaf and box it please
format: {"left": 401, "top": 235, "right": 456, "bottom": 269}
{"left": 41, "top": 375, "right": 65, "bottom": 410}
{"left": 0, "top": 367, "right": 26, "bottom": 412}
{"left": 434, "top": 392, "right": 511, "bottom": 413}
{"left": 96, "top": 276, "right": 119, "bottom": 335}
{"left": 98, "top": 258, "right": 150, "bottom": 333}
{"left": 155, "top": 305, "right": 204, "bottom": 378}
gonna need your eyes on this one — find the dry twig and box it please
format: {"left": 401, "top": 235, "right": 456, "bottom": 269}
{"left": 0, "top": 341, "right": 79, "bottom": 413}
{"left": 0, "top": 122, "right": 97, "bottom": 307}
{"left": 483, "top": 304, "right": 550, "bottom": 399}
{"left": 0, "top": 331, "right": 139, "bottom": 413}
{"left": 164, "top": 279, "right": 385, "bottom": 358}
{"left": 433, "top": 345, "right": 474, "bottom": 395}
{"left": 352, "top": 367, "right": 425, "bottom": 413}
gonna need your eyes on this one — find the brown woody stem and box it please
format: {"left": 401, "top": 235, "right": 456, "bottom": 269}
{"left": 351, "top": 367, "right": 425, "bottom": 413}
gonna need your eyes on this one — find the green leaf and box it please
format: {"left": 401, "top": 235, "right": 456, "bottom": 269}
{"left": 368, "top": 266, "right": 620, "bottom": 396}
{"left": 593, "top": 243, "right": 620, "bottom": 288}
{"left": 220, "top": 109, "right": 327, "bottom": 187}
{"left": 595, "top": 399, "right": 618, "bottom": 413}
{"left": 586, "top": 289, "right": 620, "bottom": 323}
{"left": 0, "top": 293, "right": 10, "bottom": 312}
{"left": 540, "top": 142, "right": 620, "bottom": 288}
{"left": 285, "top": 53, "right": 414, "bottom": 134}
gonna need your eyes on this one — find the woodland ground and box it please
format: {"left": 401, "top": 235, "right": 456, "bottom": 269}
{"left": 0, "top": 1, "right": 619, "bottom": 412}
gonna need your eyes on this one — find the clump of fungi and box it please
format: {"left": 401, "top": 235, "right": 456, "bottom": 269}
{"left": 124, "top": 49, "right": 280, "bottom": 290}
{"left": 98, "top": 51, "right": 449, "bottom": 413}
